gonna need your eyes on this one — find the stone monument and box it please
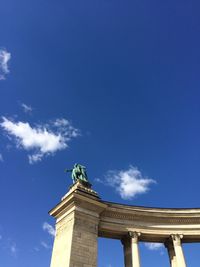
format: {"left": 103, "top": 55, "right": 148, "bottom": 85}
{"left": 49, "top": 164, "right": 200, "bottom": 267}
{"left": 49, "top": 164, "right": 106, "bottom": 267}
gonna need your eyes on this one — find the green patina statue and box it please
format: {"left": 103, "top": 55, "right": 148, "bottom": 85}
{"left": 65, "top": 163, "right": 90, "bottom": 185}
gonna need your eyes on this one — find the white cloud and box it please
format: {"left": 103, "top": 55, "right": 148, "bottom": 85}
{"left": 21, "top": 103, "right": 33, "bottom": 113}
{"left": 144, "top": 243, "right": 163, "bottom": 251}
{"left": 0, "top": 116, "right": 80, "bottom": 163}
{"left": 0, "top": 49, "right": 11, "bottom": 80}
{"left": 53, "top": 118, "right": 69, "bottom": 127}
{"left": 41, "top": 241, "right": 51, "bottom": 249}
{"left": 53, "top": 118, "right": 78, "bottom": 138}
{"left": 28, "top": 154, "right": 43, "bottom": 164}
{"left": 0, "top": 153, "right": 3, "bottom": 162}
{"left": 43, "top": 222, "right": 55, "bottom": 238}
{"left": 105, "top": 166, "right": 155, "bottom": 199}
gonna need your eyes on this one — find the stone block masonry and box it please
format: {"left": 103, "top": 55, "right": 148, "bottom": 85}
{"left": 49, "top": 182, "right": 106, "bottom": 267}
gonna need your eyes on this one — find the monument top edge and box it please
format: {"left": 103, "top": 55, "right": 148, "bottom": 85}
{"left": 103, "top": 200, "right": 200, "bottom": 213}
{"left": 61, "top": 180, "right": 100, "bottom": 201}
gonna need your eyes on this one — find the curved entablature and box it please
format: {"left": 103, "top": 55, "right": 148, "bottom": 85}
{"left": 99, "top": 201, "right": 200, "bottom": 243}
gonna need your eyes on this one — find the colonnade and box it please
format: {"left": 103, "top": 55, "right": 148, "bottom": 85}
{"left": 122, "top": 232, "right": 187, "bottom": 267}
{"left": 49, "top": 181, "right": 200, "bottom": 267}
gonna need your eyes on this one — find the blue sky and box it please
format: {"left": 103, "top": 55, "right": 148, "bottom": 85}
{"left": 1, "top": 0, "right": 200, "bottom": 266}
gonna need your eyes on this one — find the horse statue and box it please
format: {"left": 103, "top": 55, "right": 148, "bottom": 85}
{"left": 65, "top": 163, "right": 89, "bottom": 184}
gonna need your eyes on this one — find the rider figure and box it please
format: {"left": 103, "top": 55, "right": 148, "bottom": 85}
{"left": 65, "top": 163, "right": 89, "bottom": 184}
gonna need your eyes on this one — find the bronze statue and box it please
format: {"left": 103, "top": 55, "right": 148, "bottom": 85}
{"left": 65, "top": 163, "right": 89, "bottom": 184}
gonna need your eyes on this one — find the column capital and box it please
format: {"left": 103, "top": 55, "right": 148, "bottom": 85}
{"left": 121, "top": 232, "right": 141, "bottom": 245}
{"left": 128, "top": 231, "right": 141, "bottom": 243}
{"left": 171, "top": 234, "right": 183, "bottom": 246}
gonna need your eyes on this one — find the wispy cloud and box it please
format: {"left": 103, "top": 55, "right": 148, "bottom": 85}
{"left": 0, "top": 153, "right": 3, "bottom": 162}
{"left": 94, "top": 177, "right": 103, "bottom": 183}
{"left": 0, "top": 49, "right": 11, "bottom": 80}
{"left": 41, "top": 241, "right": 51, "bottom": 249}
{"left": 10, "top": 242, "right": 17, "bottom": 255}
{"left": 21, "top": 103, "right": 33, "bottom": 113}
{"left": 144, "top": 243, "right": 163, "bottom": 251}
{"left": 33, "top": 247, "right": 40, "bottom": 252}
{"left": 42, "top": 222, "right": 55, "bottom": 238}
{"left": 0, "top": 236, "right": 18, "bottom": 257}
{"left": 0, "top": 117, "right": 80, "bottom": 163}
{"left": 104, "top": 165, "right": 155, "bottom": 199}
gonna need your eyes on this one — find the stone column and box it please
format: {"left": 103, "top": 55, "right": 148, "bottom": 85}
{"left": 165, "top": 240, "right": 177, "bottom": 267}
{"left": 122, "top": 236, "right": 132, "bottom": 267}
{"left": 171, "top": 234, "right": 187, "bottom": 267}
{"left": 130, "top": 232, "right": 141, "bottom": 267}
{"left": 122, "top": 232, "right": 141, "bottom": 267}
{"left": 49, "top": 182, "right": 107, "bottom": 267}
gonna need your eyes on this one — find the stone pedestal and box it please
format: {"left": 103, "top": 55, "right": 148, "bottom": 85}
{"left": 49, "top": 181, "right": 106, "bottom": 267}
